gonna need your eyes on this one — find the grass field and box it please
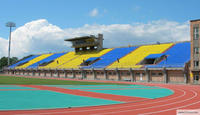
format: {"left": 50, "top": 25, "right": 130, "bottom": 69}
{"left": 0, "top": 75, "right": 126, "bottom": 85}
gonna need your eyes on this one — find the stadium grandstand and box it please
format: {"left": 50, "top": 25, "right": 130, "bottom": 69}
{"left": 4, "top": 20, "right": 200, "bottom": 85}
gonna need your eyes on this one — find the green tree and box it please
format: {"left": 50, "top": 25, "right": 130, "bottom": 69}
{"left": 0, "top": 57, "right": 18, "bottom": 70}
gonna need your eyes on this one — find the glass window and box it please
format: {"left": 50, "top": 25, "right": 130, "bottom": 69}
{"left": 194, "top": 61, "right": 199, "bottom": 67}
{"left": 158, "top": 73, "right": 163, "bottom": 76}
{"left": 193, "top": 26, "right": 199, "bottom": 40}
{"left": 135, "top": 73, "right": 140, "bottom": 76}
{"left": 126, "top": 72, "right": 130, "bottom": 76}
{"left": 194, "top": 47, "right": 199, "bottom": 54}
{"left": 151, "top": 73, "right": 156, "bottom": 76}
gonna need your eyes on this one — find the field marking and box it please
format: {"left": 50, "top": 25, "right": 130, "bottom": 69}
{"left": 19, "top": 85, "right": 147, "bottom": 103}
{"left": 0, "top": 76, "right": 199, "bottom": 115}
{"left": 79, "top": 88, "right": 162, "bottom": 90}
{"left": 141, "top": 90, "right": 200, "bottom": 115}
{"left": 16, "top": 88, "right": 184, "bottom": 115}
{"left": 93, "top": 90, "right": 197, "bottom": 115}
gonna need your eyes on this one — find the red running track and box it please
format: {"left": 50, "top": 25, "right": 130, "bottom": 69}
{"left": 19, "top": 85, "right": 147, "bottom": 103}
{"left": 0, "top": 75, "right": 200, "bottom": 115}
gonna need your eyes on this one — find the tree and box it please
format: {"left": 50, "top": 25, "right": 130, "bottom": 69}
{"left": 0, "top": 57, "right": 18, "bottom": 70}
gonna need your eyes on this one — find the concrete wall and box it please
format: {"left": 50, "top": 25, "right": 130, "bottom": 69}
{"left": 168, "top": 70, "right": 185, "bottom": 83}
{"left": 4, "top": 68, "right": 192, "bottom": 84}
{"left": 150, "top": 70, "right": 164, "bottom": 82}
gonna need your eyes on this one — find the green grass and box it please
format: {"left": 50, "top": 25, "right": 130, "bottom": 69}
{"left": 0, "top": 75, "right": 126, "bottom": 85}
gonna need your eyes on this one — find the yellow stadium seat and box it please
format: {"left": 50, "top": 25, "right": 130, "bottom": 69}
{"left": 107, "top": 43, "right": 173, "bottom": 69}
{"left": 16, "top": 53, "right": 53, "bottom": 69}
{"left": 39, "top": 52, "right": 80, "bottom": 69}
{"left": 57, "top": 49, "right": 112, "bottom": 69}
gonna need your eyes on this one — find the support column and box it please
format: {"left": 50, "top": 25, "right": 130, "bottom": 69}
{"left": 32, "top": 70, "right": 35, "bottom": 76}
{"left": 44, "top": 70, "right": 46, "bottom": 77}
{"left": 16, "top": 70, "right": 18, "bottom": 75}
{"left": 81, "top": 69, "right": 86, "bottom": 79}
{"left": 50, "top": 70, "right": 53, "bottom": 77}
{"left": 19, "top": 70, "right": 21, "bottom": 75}
{"left": 129, "top": 68, "right": 135, "bottom": 82}
{"left": 72, "top": 69, "right": 75, "bottom": 78}
{"left": 103, "top": 68, "right": 108, "bottom": 80}
{"left": 14, "top": 70, "right": 16, "bottom": 75}
{"left": 64, "top": 70, "right": 68, "bottom": 78}
{"left": 183, "top": 73, "right": 187, "bottom": 84}
{"left": 145, "top": 68, "right": 150, "bottom": 82}
{"left": 57, "top": 70, "right": 60, "bottom": 78}
{"left": 183, "top": 69, "right": 188, "bottom": 84}
{"left": 92, "top": 68, "right": 96, "bottom": 80}
{"left": 23, "top": 70, "right": 25, "bottom": 75}
{"left": 27, "top": 70, "right": 29, "bottom": 76}
{"left": 38, "top": 70, "right": 41, "bottom": 76}
{"left": 17, "top": 70, "right": 19, "bottom": 75}
{"left": 116, "top": 68, "right": 120, "bottom": 81}
{"left": 163, "top": 67, "right": 168, "bottom": 83}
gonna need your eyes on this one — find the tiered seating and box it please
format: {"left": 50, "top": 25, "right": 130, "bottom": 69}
{"left": 16, "top": 53, "right": 53, "bottom": 69}
{"left": 39, "top": 52, "right": 79, "bottom": 69}
{"left": 107, "top": 43, "right": 173, "bottom": 68}
{"left": 12, "top": 42, "right": 190, "bottom": 69}
{"left": 27, "top": 52, "right": 66, "bottom": 68}
{"left": 9, "top": 55, "right": 40, "bottom": 68}
{"left": 85, "top": 47, "right": 137, "bottom": 68}
{"left": 58, "top": 49, "right": 112, "bottom": 69}
{"left": 147, "top": 42, "right": 190, "bottom": 68}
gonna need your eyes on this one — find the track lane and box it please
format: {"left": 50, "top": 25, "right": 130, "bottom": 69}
{"left": 0, "top": 76, "right": 199, "bottom": 115}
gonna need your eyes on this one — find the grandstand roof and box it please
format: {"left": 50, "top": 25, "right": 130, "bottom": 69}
{"left": 65, "top": 35, "right": 97, "bottom": 41}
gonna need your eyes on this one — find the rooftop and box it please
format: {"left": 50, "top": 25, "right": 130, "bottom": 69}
{"left": 190, "top": 19, "right": 200, "bottom": 22}
{"left": 65, "top": 35, "right": 96, "bottom": 41}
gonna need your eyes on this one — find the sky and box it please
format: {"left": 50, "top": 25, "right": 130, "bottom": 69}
{"left": 0, "top": 0, "right": 199, "bottom": 58}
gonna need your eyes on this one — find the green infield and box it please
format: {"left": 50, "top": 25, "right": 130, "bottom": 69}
{"left": 47, "top": 85, "right": 174, "bottom": 99}
{"left": 0, "top": 75, "right": 126, "bottom": 85}
{"left": 0, "top": 90, "right": 121, "bottom": 110}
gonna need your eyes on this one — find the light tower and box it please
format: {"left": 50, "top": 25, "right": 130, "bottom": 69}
{"left": 6, "top": 22, "right": 16, "bottom": 66}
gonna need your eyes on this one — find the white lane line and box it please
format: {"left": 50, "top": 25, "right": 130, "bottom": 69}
{"left": 16, "top": 89, "right": 185, "bottom": 115}
{"left": 141, "top": 90, "right": 200, "bottom": 115}
{"left": 93, "top": 90, "right": 197, "bottom": 115}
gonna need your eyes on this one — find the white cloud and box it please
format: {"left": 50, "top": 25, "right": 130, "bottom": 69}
{"left": 89, "top": 8, "right": 99, "bottom": 17}
{"left": 0, "top": 37, "right": 8, "bottom": 57}
{"left": 0, "top": 19, "right": 190, "bottom": 59}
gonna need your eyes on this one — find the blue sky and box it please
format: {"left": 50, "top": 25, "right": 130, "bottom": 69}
{"left": 0, "top": 0, "right": 199, "bottom": 38}
{"left": 0, "top": 0, "right": 198, "bottom": 57}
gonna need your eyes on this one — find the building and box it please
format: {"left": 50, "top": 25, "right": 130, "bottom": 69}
{"left": 65, "top": 34, "right": 103, "bottom": 53}
{"left": 190, "top": 19, "right": 200, "bottom": 84}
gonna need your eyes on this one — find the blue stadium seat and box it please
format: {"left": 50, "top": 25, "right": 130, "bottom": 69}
{"left": 146, "top": 42, "right": 190, "bottom": 68}
{"left": 84, "top": 47, "right": 138, "bottom": 68}
{"left": 9, "top": 55, "right": 40, "bottom": 68}
{"left": 145, "top": 53, "right": 165, "bottom": 59}
{"left": 27, "top": 52, "right": 66, "bottom": 68}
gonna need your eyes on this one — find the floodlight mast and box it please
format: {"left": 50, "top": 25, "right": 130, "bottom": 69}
{"left": 6, "top": 22, "right": 16, "bottom": 66}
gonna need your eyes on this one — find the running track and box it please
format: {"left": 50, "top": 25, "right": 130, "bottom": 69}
{"left": 0, "top": 75, "right": 200, "bottom": 115}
